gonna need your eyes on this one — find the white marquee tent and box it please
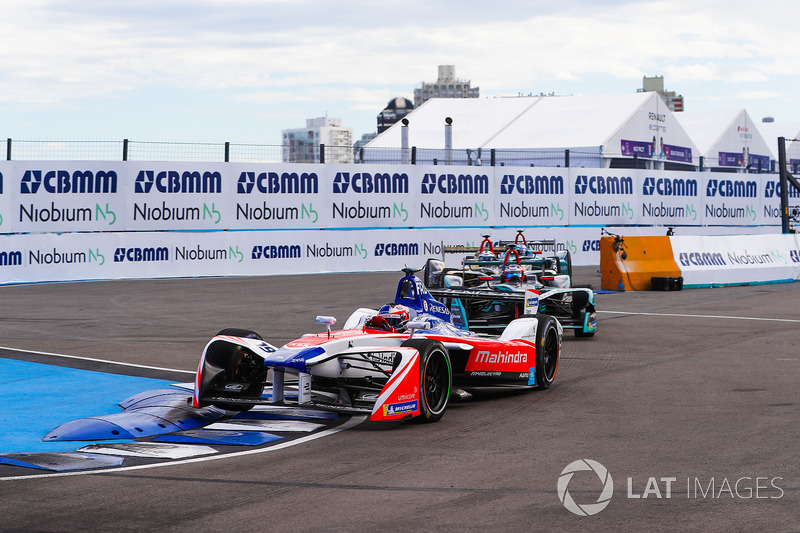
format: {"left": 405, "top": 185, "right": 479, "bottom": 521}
{"left": 364, "top": 92, "right": 699, "bottom": 169}
{"left": 676, "top": 109, "right": 773, "bottom": 172}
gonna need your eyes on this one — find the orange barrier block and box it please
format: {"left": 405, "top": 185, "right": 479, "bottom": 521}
{"left": 600, "top": 236, "right": 682, "bottom": 291}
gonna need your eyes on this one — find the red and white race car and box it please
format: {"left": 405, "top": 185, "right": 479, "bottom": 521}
{"left": 193, "top": 270, "right": 562, "bottom": 423}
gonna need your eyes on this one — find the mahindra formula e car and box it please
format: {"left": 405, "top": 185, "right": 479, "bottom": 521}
{"left": 193, "top": 269, "right": 562, "bottom": 423}
{"left": 423, "top": 232, "right": 597, "bottom": 337}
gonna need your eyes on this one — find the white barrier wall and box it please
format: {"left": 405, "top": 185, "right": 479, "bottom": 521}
{"left": 670, "top": 234, "right": 800, "bottom": 287}
{"left": 0, "top": 160, "right": 793, "bottom": 284}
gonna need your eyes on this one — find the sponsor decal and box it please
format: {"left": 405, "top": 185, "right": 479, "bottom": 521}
{"left": 365, "top": 352, "right": 398, "bottom": 365}
{"left": 114, "top": 247, "right": 169, "bottom": 262}
{"left": 574, "top": 201, "right": 633, "bottom": 219}
{"left": 764, "top": 181, "right": 800, "bottom": 199}
{"left": 474, "top": 350, "right": 528, "bottom": 365}
{"left": 374, "top": 242, "right": 419, "bottom": 257}
{"left": 132, "top": 202, "right": 221, "bottom": 224}
{"left": 679, "top": 252, "right": 726, "bottom": 267}
{"left": 583, "top": 240, "right": 600, "bottom": 252}
{"left": 28, "top": 248, "right": 104, "bottom": 266}
{"left": 134, "top": 170, "right": 221, "bottom": 194}
{"left": 383, "top": 400, "right": 418, "bottom": 416}
{"left": 236, "top": 202, "right": 318, "bottom": 223}
{"left": 175, "top": 245, "right": 230, "bottom": 261}
{"left": 642, "top": 177, "right": 698, "bottom": 197}
{"left": 0, "top": 250, "right": 23, "bottom": 266}
{"left": 420, "top": 201, "right": 489, "bottom": 221}
{"left": 705, "top": 204, "right": 756, "bottom": 220}
{"left": 252, "top": 245, "right": 302, "bottom": 260}
{"left": 499, "top": 174, "right": 564, "bottom": 195}
{"left": 20, "top": 170, "right": 117, "bottom": 194}
{"left": 706, "top": 179, "right": 757, "bottom": 198}
{"left": 304, "top": 243, "right": 367, "bottom": 259}
{"left": 333, "top": 172, "right": 408, "bottom": 194}
{"left": 499, "top": 202, "right": 554, "bottom": 219}
{"left": 574, "top": 175, "right": 633, "bottom": 195}
{"left": 237, "top": 171, "right": 318, "bottom": 194}
{"left": 642, "top": 203, "right": 696, "bottom": 220}
{"left": 421, "top": 173, "right": 489, "bottom": 195}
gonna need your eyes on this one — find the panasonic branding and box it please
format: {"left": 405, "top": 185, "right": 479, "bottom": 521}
{"left": 500, "top": 174, "right": 563, "bottom": 195}
{"left": 20, "top": 170, "right": 117, "bottom": 194}
{"left": 642, "top": 177, "right": 698, "bottom": 197}
{"left": 333, "top": 172, "right": 408, "bottom": 194}
{"left": 237, "top": 172, "right": 318, "bottom": 194}
{"left": 574, "top": 175, "right": 633, "bottom": 195}
{"left": 706, "top": 179, "right": 757, "bottom": 198}
{"left": 421, "top": 173, "right": 489, "bottom": 195}
{"left": 134, "top": 170, "right": 222, "bottom": 194}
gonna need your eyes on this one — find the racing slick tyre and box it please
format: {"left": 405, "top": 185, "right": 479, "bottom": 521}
{"left": 534, "top": 315, "right": 560, "bottom": 389}
{"left": 207, "top": 328, "right": 265, "bottom": 411}
{"left": 401, "top": 339, "right": 451, "bottom": 423}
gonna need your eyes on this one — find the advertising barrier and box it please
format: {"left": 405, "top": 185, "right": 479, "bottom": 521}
{"left": 0, "top": 160, "right": 791, "bottom": 285}
{"left": 600, "top": 234, "right": 800, "bottom": 290}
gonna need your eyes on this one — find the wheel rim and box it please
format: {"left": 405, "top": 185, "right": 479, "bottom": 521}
{"left": 423, "top": 351, "right": 449, "bottom": 414}
{"left": 541, "top": 327, "right": 559, "bottom": 381}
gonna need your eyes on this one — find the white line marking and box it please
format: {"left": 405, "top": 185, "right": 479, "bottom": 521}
{"left": 1, "top": 415, "right": 366, "bottom": 481}
{"left": 0, "top": 346, "right": 195, "bottom": 374}
{"left": 597, "top": 311, "right": 800, "bottom": 324}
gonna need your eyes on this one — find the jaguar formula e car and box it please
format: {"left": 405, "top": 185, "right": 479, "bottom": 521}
{"left": 193, "top": 269, "right": 562, "bottom": 424}
{"left": 423, "top": 232, "right": 597, "bottom": 337}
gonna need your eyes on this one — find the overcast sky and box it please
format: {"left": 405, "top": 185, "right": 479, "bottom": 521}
{"left": 2, "top": 0, "right": 798, "bottom": 147}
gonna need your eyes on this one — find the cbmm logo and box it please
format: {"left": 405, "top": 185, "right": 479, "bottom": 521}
{"left": 332, "top": 172, "right": 408, "bottom": 194}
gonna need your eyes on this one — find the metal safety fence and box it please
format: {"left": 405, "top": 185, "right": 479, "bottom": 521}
{"left": 2, "top": 137, "right": 794, "bottom": 173}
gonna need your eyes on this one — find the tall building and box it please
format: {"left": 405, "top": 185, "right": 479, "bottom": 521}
{"left": 377, "top": 97, "right": 414, "bottom": 133}
{"left": 413, "top": 65, "right": 479, "bottom": 108}
{"left": 282, "top": 117, "right": 354, "bottom": 163}
{"left": 639, "top": 75, "right": 684, "bottom": 112}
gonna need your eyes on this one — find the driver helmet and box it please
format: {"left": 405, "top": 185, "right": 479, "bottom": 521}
{"left": 501, "top": 263, "right": 527, "bottom": 284}
{"left": 374, "top": 304, "right": 414, "bottom": 331}
{"left": 477, "top": 251, "right": 496, "bottom": 262}
{"left": 514, "top": 244, "right": 531, "bottom": 257}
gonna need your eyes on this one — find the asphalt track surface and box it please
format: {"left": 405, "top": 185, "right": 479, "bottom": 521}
{"left": 1, "top": 267, "right": 799, "bottom": 532}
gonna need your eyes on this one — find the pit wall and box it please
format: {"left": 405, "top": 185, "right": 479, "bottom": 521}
{"left": 0, "top": 160, "right": 790, "bottom": 284}
{"left": 601, "top": 234, "right": 800, "bottom": 290}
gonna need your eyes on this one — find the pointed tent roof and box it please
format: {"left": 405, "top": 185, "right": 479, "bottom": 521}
{"left": 676, "top": 109, "right": 773, "bottom": 157}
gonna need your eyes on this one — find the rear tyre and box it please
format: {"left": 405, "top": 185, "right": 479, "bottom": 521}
{"left": 401, "top": 339, "right": 451, "bottom": 423}
{"left": 535, "top": 315, "right": 560, "bottom": 389}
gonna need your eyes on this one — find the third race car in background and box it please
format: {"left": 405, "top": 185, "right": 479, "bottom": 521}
{"left": 422, "top": 231, "right": 597, "bottom": 337}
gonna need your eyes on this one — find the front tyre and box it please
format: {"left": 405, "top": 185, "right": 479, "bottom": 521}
{"left": 535, "top": 315, "right": 560, "bottom": 389}
{"left": 401, "top": 339, "right": 451, "bottom": 423}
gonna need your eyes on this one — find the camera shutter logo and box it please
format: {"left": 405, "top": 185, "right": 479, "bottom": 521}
{"left": 557, "top": 459, "right": 614, "bottom": 516}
